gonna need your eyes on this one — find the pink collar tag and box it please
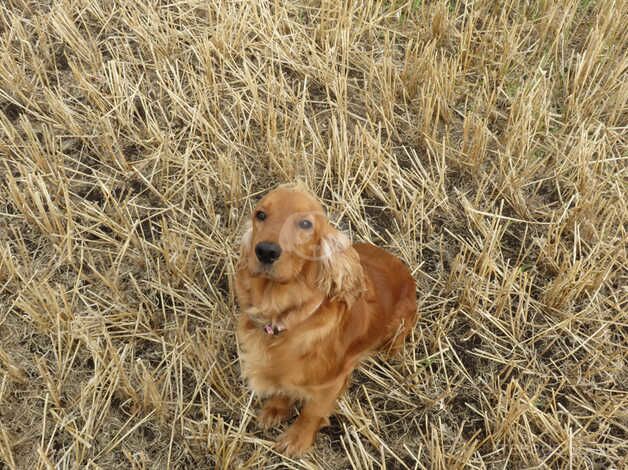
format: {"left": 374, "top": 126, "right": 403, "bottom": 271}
{"left": 264, "top": 323, "right": 285, "bottom": 335}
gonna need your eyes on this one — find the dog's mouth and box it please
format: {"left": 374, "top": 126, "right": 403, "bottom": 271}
{"left": 248, "top": 248, "right": 313, "bottom": 282}
{"left": 250, "top": 261, "right": 294, "bottom": 283}
{"left": 251, "top": 263, "right": 276, "bottom": 278}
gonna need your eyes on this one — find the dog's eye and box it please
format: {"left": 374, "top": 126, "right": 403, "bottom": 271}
{"left": 298, "top": 219, "right": 313, "bottom": 230}
{"left": 255, "top": 210, "right": 266, "bottom": 221}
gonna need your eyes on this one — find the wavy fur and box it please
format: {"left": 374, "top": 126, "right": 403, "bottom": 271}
{"left": 234, "top": 186, "right": 417, "bottom": 456}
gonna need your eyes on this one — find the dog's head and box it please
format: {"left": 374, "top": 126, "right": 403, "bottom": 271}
{"left": 239, "top": 183, "right": 364, "bottom": 304}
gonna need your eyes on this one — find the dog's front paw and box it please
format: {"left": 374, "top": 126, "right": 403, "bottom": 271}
{"left": 258, "top": 398, "right": 293, "bottom": 429}
{"left": 274, "top": 422, "right": 316, "bottom": 457}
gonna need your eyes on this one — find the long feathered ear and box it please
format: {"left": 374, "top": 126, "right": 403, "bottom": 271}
{"left": 236, "top": 220, "right": 252, "bottom": 271}
{"left": 317, "top": 225, "right": 365, "bottom": 306}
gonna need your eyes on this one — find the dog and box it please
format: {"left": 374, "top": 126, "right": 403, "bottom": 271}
{"left": 234, "top": 183, "right": 417, "bottom": 456}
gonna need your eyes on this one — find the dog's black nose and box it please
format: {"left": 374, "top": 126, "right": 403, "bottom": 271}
{"left": 255, "top": 242, "right": 282, "bottom": 265}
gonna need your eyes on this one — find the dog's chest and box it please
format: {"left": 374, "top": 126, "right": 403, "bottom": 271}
{"left": 237, "top": 317, "right": 336, "bottom": 397}
{"left": 238, "top": 333, "right": 305, "bottom": 396}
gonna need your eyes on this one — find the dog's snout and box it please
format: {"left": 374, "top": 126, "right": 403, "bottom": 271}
{"left": 255, "top": 242, "right": 282, "bottom": 265}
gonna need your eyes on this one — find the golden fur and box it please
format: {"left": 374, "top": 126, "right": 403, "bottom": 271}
{"left": 235, "top": 184, "right": 417, "bottom": 456}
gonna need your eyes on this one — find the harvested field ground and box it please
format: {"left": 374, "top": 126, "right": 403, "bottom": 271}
{"left": 0, "top": 0, "right": 626, "bottom": 468}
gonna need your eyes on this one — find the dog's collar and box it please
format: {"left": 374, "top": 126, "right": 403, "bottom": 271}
{"left": 248, "top": 298, "right": 323, "bottom": 336}
{"left": 246, "top": 309, "right": 286, "bottom": 336}
{"left": 263, "top": 323, "right": 286, "bottom": 336}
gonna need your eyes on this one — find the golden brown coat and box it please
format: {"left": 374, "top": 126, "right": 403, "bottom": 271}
{"left": 235, "top": 184, "right": 417, "bottom": 456}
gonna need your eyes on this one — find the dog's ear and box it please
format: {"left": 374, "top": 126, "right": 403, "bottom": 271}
{"left": 317, "top": 224, "right": 364, "bottom": 306}
{"left": 236, "top": 220, "right": 253, "bottom": 271}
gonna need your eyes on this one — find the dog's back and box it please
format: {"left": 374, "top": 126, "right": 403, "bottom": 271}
{"left": 353, "top": 243, "right": 417, "bottom": 353}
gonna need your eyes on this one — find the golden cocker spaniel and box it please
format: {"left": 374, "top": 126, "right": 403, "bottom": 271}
{"left": 235, "top": 184, "right": 417, "bottom": 456}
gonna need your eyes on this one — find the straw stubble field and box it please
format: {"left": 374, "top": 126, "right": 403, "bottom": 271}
{"left": 0, "top": 0, "right": 626, "bottom": 468}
